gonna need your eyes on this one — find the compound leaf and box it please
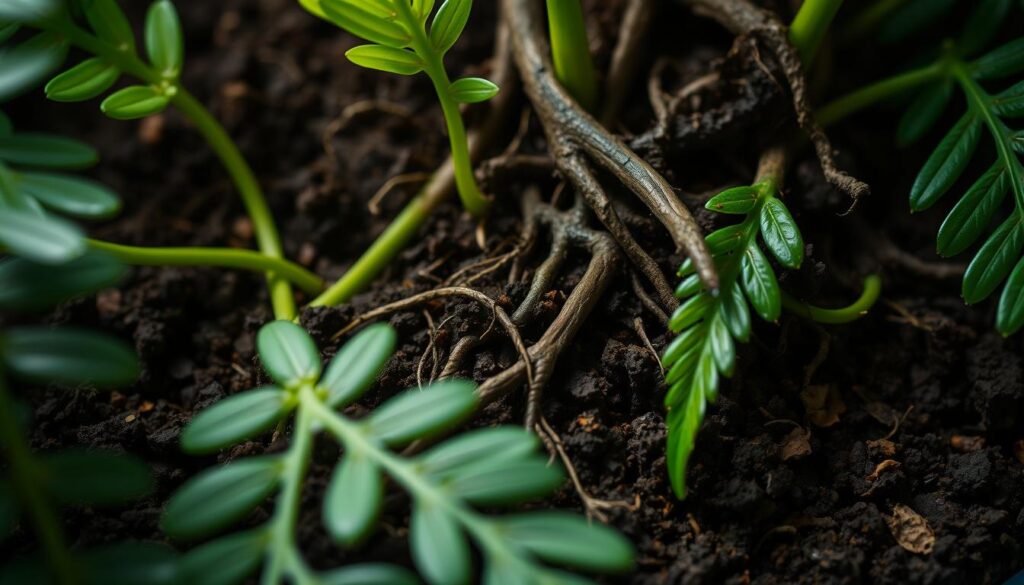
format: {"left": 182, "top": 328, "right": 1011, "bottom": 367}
{"left": 322, "top": 323, "right": 395, "bottom": 408}
{"left": 145, "top": 0, "right": 184, "bottom": 77}
{"left": 2, "top": 326, "right": 138, "bottom": 387}
{"left": 44, "top": 57, "right": 120, "bottom": 102}
{"left": 323, "top": 451, "right": 382, "bottom": 546}
{"left": 365, "top": 379, "right": 477, "bottom": 446}
{"left": 500, "top": 512, "right": 634, "bottom": 573}
{"left": 410, "top": 498, "right": 471, "bottom": 585}
{"left": 430, "top": 0, "right": 471, "bottom": 54}
{"left": 100, "top": 85, "right": 170, "bottom": 120}
{"left": 910, "top": 113, "right": 982, "bottom": 211}
{"left": 962, "top": 216, "right": 1024, "bottom": 304}
{"left": 345, "top": 44, "right": 422, "bottom": 75}
{"left": 936, "top": 163, "right": 1009, "bottom": 256}
{"left": 181, "top": 387, "right": 294, "bottom": 454}
{"left": 257, "top": 320, "right": 322, "bottom": 387}
{"left": 163, "top": 457, "right": 282, "bottom": 540}
{"left": 18, "top": 171, "right": 120, "bottom": 218}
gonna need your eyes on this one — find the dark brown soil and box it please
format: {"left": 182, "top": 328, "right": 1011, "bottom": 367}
{"left": 4, "top": 1, "right": 1023, "bottom": 584}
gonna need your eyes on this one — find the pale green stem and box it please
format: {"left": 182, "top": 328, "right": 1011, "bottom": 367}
{"left": 816, "top": 61, "right": 946, "bottom": 127}
{"left": 86, "top": 239, "right": 324, "bottom": 295}
{"left": 789, "top": 0, "right": 846, "bottom": 66}
{"left": 546, "top": 0, "right": 598, "bottom": 111}
{"left": 781, "top": 274, "right": 882, "bottom": 323}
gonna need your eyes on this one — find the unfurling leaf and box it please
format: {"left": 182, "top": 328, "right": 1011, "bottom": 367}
{"left": 181, "top": 388, "right": 294, "bottom": 454}
{"left": 145, "top": 0, "right": 184, "bottom": 77}
{"left": 2, "top": 326, "right": 138, "bottom": 386}
{"left": 256, "top": 320, "right": 322, "bottom": 387}
{"left": 322, "top": 323, "right": 396, "bottom": 407}
{"left": 100, "top": 85, "right": 171, "bottom": 120}
{"left": 448, "top": 77, "right": 498, "bottom": 103}
{"left": 45, "top": 57, "right": 120, "bottom": 103}
{"left": 345, "top": 44, "right": 422, "bottom": 76}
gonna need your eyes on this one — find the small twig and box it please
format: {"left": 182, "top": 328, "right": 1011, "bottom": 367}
{"left": 368, "top": 172, "right": 433, "bottom": 215}
{"left": 633, "top": 317, "right": 664, "bottom": 376}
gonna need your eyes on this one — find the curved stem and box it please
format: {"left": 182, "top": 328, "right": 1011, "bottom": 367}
{"left": 816, "top": 62, "right": 945, "bottom": 127}
{"left": 86, "top": 240, "right": 324, "bottom": 295}
{"left": 0, "top": 372, "right": 78, "bottom": 585}
{"left": 44, "top": 18, "right": 296, "bottom": 320}
{"left": 781, "top": 274, "right": 882, "bottom": 323}
{"left": 789, "top": 0, "right": 845, "bottom": 66}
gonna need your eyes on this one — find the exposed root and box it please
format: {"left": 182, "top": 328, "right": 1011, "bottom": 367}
{"left": 633, "top": 316, "right": 664, "bottom": 376}
{"left": 630, "top": 270, "right": 670, "bottom": 326}
{"left": 677, "top": 0, "right": 870, "bottom": 207}
{"left": 537, "top": 417, "right": 638, "bottom": 523}
{"left": 504, "top": 0, "right": 717, "bottom": 292}
{"left": 601, "top": 0, "right": 657, "bottom": 126}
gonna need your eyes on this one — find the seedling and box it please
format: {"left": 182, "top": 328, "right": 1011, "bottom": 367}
{"left": 0, "top": 251, "right": 176, "bottom": 584}
{"left": 163, "top": 320, "right": 634, "bottom": 585}
{"left": 299, "top": 0, "right": 498, "bottom": 218}
{"left": 545, "top": 0, "right": 598, "bottom": 111}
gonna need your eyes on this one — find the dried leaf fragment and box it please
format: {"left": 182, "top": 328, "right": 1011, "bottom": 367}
{"left": 886, "top": 504, "right": 935, "bottom": 554}
{"left": 780, "top": 427, "right": 812, "bottom": 461}
{"left": 801, "top": 384, "right": 846, "bottom": 427}
{"left": 950, "top": 435, "right": 985, "bottom": 453}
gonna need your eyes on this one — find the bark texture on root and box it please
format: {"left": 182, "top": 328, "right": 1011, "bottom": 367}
{"left": 502, "top": 0, "right": 717, "bottom": 294}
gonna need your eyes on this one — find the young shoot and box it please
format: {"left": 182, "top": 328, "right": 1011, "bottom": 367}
{"left": 299, "top": 0, "right": 498, "bottom": 217}
{"left": 545, "top": 0, "right": 598, "bottom": 111}
{"left": 164, "top": 320, "right": 634, "bottom": 585}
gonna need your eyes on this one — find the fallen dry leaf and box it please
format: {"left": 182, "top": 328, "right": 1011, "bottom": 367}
{"left": 801, "top": 384, "right": 846, "bottom": 427}
{"left": 886, "top": 504, "right": 935, "bottom": 554}
{"left": 867, "top": 438, "right": 898, "bottom": 457}
{"left": 780, "top": 427, "right": 813, "bottom": 461}
{"left": 866, "top": 459, "right": 901, "bottom": 482}
{"left": 950, "top": 435, "right": 985, "bottom": 453}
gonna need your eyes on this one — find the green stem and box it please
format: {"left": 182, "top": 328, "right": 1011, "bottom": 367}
{"left": 45, "top": 18, "right": 296, "bottom": 320}
{"left": 789, "top": 0, "right": 846, "bottom": 66}
{"left": 816, "top": 61, "right": 946, "bottom": 127}
{"left": 262, "top": 388, "right": 317, "bottom": 585}
{"left": 302, "top": 393, "right": 539, "bottom": 578}
{"left": 86, "top": 240, "right": 324, "bottom": 295}
{"left": 396, "top": 2, "right": 490, "bottom": 218}
{"left": 0, "top": 372, "right": 78, "bottom": 585}
{"left": 308, "top": 193, "right": 430, "bottom": 307}
{"left": 781, "top": 274, "right": 882, "bottom": 323}
{"left": 952, "top": 61, "right": 1024, "bottom": 211}
{"left": 545, "top": 0, "right": 598, "bottom": 111}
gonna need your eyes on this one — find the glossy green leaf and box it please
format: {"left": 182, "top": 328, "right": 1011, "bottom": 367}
{"left": 0, "top": 250, "right": 123, "bottom": 312}
{"left": 708, "top": 314, "right": 734, "bottom": 376}
{"left": 674, "top": 273, "right": 701, "bottom": 298}
{"left": 896, "top": 81, "right": 953, "bottom": 146}
{"left": 181, "top": 387, "right": 294, "bottom": 454}
{"left": 910, "top": 113, "right": 981, "bottom": 211}
{"left": 997, "top": 255, "right": 1024, "bottom": 335}
{"left": 2, "top": 327, "right": 138, "bottom": 387}
{"left": 0, "top": 0, "right": 61, "bottom": 23}
{"left": 0, "top": 132, "right": 97, "bottom": 169}
{"left": 0, "top": 32, "right": 68, "bottom": 101}
{"left": 664, "top": 340, "right": 700, "bottom": 388}
{"left": 412, "top": 0, "right": 436, "bottom": 21}
{"left": 705, "top": 185, "right": 758, "bottom": 214}
{"left": 162, "top": 457, "right": 282, "bottom": 540}
{"left": 410, "top": 499, "right": 471, "bottom": 585}
{"left": 257, "top": 320, "right": 322, "bottom": 387}
{"left": 500, "top": 512, "right": 634, "bottom": 573}
{"left": 665, "top": 365, "right": 706, "bottom": 499}
{"left": 705, "top": 224, "right": 748, "bottom": 256}
{"left": 320, "top": 0, "right": 411, "bottom": 48}
{"left": 100, "top": 85, "right": 170, "bottom": 120}
{"left": 446, "top": 458, "right": 563, "bottom": 505}
{"left": 83, "top": 0, "right": 136, "bottom": 51}
{"left": 18, "top": 171, "right": 120, "bottom": 218}
{"left": 448, "top": 77, "right": 498, "bottom": 103}
{"left": 324, "top": 451, "right": 382, "bottom": 546}
{"left": 145, "top": 0, "right": 183, "bottom": 77}
{"left": 45, "top": 57, "right": 120, "bottom": 102}
{"left": 365, "top": 380, "right": 477, "bottom": 445}
{"left": 42, "top": 450, "right": 152, "bottom": 506}
{"left": 759, "top": 198, "right": 804, "bottom": 269}
{"left": 661, "top": 325, "right": 702, "bottom": 367}
{"left": 429, "top": 0, "right": 471, "bottom": 54}
{"left": 179, "top": 530, "right": 266, "bottom": 585}
{"left": 962, "top": 216, "right": 1024, "bottom": 303}
{"left": 668, "top": 293, "right": 713, "bottom": 332}
{"left": 419, "top": 427, "right": 538, "bottom": 477}
{"left": 936, "top": 163, "right": 1008, "bottom": 256}
{"left": 993, "top": 80, "right": 1024, "bottom": 117}
{"left": 972, "top": 38, "right": 1024, "bottom": 81}
{"left": 321, "top": 564, "right": 419, "bottom": 585}
{"left": 80, "top": 542, "right": 179, "bottom": 585}
{"left": 322, "top": 323, "right": 395, "bottom": 407}
{"left": 720, "top": 284, "right": 751, "bottom": 342}
{"left": 959, "top": 0, "right": 1012, "bottom": 57}
{"left": 345, "top": 44, "right": 422, "bottom": 75}
{"left": 695, "top": 345, "right": 719, "bottom": 402}
{"left": 297, "top": 0, "right": 328, "bottom": 20}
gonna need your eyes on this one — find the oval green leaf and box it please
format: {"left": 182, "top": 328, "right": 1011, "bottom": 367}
{"left": 345, "top": 44, "right": 422, "bottom": 75}
{"left": 100, "top": 85, "right": 171, "bottom": 120}
{"left": 181, "top": 387, "right": 294, "bottom": 454}
{"left": 365, "top": 380, "right": 478, "bottom": 446}
{"left": 80, "top": 542, "right": 179, "bottom": 585}
{"left": 179, "top": 530, "right": 266, "bottom": 585}
{"left": 708, "top": 313, "right": 734, "bottom": 377}
{"left": 705, "top": 185, "right": 759, "bottom": 214}
{"left": 910, "top": 113, "right": 982, "bottom": 211}
{"left": 759, "top": 197, "right": 804, "bottom": 269}
{"left": 446, "top": 458, "right": 563, "bottom": 506}
{"left": 84, "top": 0, "right": 136, "bottom": 51}
{"left": 2, "top": 326, "right": 138, "bottom": 387}
{"left": 18, "top": 171, "right": 121, "bottom": 218}
{"left": 45, "top": 57, "right": 120, "bottom": 102}
{"left": 0, "top": 250, "right": 125, "bottom": 312}
{"left": 320, "top": 0, "right": 411, "bottom": 48}
{"left": 500, "top": 512, "right": 635, "bottom": 573}
{"left": 0, "top": 32, "right": 69, "bottom": 101}
{"left": 145, "top": 0, "right": 184, "bottom": 77}
{"left": 740, "top": 245, "right": 781, "bottom": 321}
{"left": 0, "top": 210, "right": 84, "bottom": 264}
{"left": 429, "top": 0, "right": 471, "bottom": 54}
{"left": 448, "top": 77, "right": 498, "bottom": 103}
{"left": 410, "top": 499, "right": 471, "bottom": 585}
{"left": 0, "top": 0, "right": 62, "bottom": 23}
{"left": 419, "top": 427, "right": 539, "bottom": 477}
{"left": 0, "top": 132, "right": 97, "bottom": 169}
{"left": 720, "top": 283, "right": 751, "bottom": 342}
{"left": 163, "top": 457, "right": 282, "bottom": 540}
{"left": 321, "top": 564, "right": 419, "bottom": 585}
{"left": 322, "top": 323, "right": 396, "bottom": 408}
{"left": 323, "top": 451, "right": 382, "bottom": 546}
{"left": 668, "top": 292, "right": 712, "bottom": 333}
{"left": 257, "top": 320, "right": 322, "bottom": 387}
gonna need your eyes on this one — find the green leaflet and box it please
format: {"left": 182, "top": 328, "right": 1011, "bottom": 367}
{"left": 365, "top": 379, "right": 478, "bottom": 445}
{"left": 759, "top": 197, "right": 804, "bottom": 269}
{"left": 997, "top": 255, "right": 1024, "bottom": 335}
{"left": 0, "top": 32, "right": 69, "bottom": 101}
{"left": 500, "top": 512, "right": 635, "bottom": 573}
{"left": 448, "top": 76, "right": 499, "bottom": 103}
{"left": 430, "top": 0, "right": 472, "bottom": 54}
{"left": 345, "top": 44, "right": 423, "bottom": 75}
{"left": 418, "top": 427, "right": 538, "bottom": 477}
{"left": 972, "top": 37, "right": 1024, "bottom": 80}
{"left": 0, "top": 0, "right": 62, "bottom": 23}
{"left": 324, "top": 451, "right": 383, "bottom": 546}
{"left": 145, "top": 0, "right": 184, "bottom": 78}
{"left": 45, "top": 57, "right": 120, "bottom": 102}
{"left": 0, "top": 209, "right": 84, "bottom": 264}
{"left": 100, "top": 85, "right": 171, "bottom": 120}
{"left": 741, "top": 239, "right": 781, "bottom": 321}
{"left": 936, "top": 163, "right": 1009, "bottom": 256}
{"left": 876, "top": 0, "right": 957, "bottom": 45}
{"left": 180, "top": 387, "right": 294, "bottom": 454}
{"left": 705, "top": 185, "right": 759, "bottom": 214}
{"left": 320, "top": 565, "right": 419, "bottom": 585}
{"left": 18, "top": 171, "right": 121, "bottom": 218}
{"left": 321, "top": 323, "right": 395, "bottom": 407}
{"left": 178, "top": 530, "right": 266, "bottom": 585}
{"left": 911, "top": 113, "right": 983, "bottom": 211}
{"left": 79, "top": 542, "right": 179, "bottom": 585}
{"left": 2, "top": 326, "right": 138, "bottom": 386}
{"left": 256, "top": 320, "right": 322, "bottom": 387}
{"left": 411, "top": 499, "right": 471, "bottom": 585}
{"left": 962, "top": 216, "right": 1024, "bottom": 304}
{"left": 444, "top": 458, "right": 564, "bottom": 506}
{"left": 0, "top": 132, "right": 98, "bottom": 169}
{"left": 83, "top": 0, "right": 136, "bottom": 51}
{"left": 320, "top": 0, "right": 412, "bottom": 48}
